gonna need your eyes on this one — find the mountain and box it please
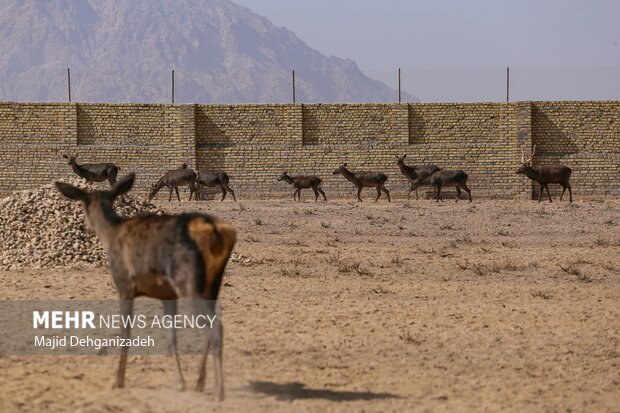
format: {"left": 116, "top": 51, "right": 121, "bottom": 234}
{"left": 0, "top": 0, "right": 416, "bottom": 104}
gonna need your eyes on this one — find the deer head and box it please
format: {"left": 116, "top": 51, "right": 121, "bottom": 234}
{"left": 395, "top": 154, "right": 407, "bottom": 166}
{"left": 63, "top": 154, "right": 77, "bottom": 165}
{"left": 331, "top": 163, "right": 348, "bottom": 175}
{"left": 148, "top": 182, "right": 159, "bottom": 201}
{"left": 56, "top": 174, "right": 135, "bottom": 231}
{"left": 516, "top": 145, "right": 536, "bottom": 174}
{"left": 277, "top": 172, "right": 289, "bottom": 181}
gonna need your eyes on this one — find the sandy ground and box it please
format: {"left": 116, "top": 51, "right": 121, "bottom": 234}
{"left": 1, "top": 196, "right": 619, "bottom": 412}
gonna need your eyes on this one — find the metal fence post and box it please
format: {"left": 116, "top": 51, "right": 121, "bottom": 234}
{"left": 292, "top": 69, "right": 296, "bottom": 103}
{"left": 172, "top": 69, "right": 175, "bottom": 104}
{"left": 67, "top": 68, "right": 71, "bottom": 102}
{"left": 506, "top": 67, "right": 510, "bottom": 102}
{"left": 398, "top": 68, "right": 402, "bottom": 103}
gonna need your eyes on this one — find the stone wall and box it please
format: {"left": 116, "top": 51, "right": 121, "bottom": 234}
{"left": 1, "top": 101, "right": 618, "bottom": 199}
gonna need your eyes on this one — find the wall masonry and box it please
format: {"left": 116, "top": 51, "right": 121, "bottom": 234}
{"left": 0, "top": 101, "right": 618, "bottom": 199}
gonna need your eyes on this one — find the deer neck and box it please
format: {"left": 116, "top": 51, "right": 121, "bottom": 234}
{"left": 523, "top": 166, "right": 540, "bottom": 180}
{"left": 85, "top": 200, "right": 123, "bottom": 250}
{"left": 70, "top": 162, "right": 82, "bottom": 175}
{"left": 283, "top": 175, "right": 295, "bottom": 185}
{"left": 340, "top": 168, "right": 357, "bottom": 183}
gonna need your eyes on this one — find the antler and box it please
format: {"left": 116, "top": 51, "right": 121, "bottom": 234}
{"left": 520, "top": 147, "right": 525, "bottom": 163}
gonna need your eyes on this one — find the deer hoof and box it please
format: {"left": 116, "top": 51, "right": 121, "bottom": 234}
{"left": 112, "top": 380, "right": 125, "bottom": 390}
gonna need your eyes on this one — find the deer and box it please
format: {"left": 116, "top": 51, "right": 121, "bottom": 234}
{"left": 196, "top": 171, "right": 237, "bottom": 202}
{"left": 332, "top": 163, "right": 390, "bottom": 202}
{"left": 55, "top": 173, "right": 236, "bottom": 400}
{"left": 149, "top": 165, "right": 197, "bottom": 202}
{"left": 428, "top": 170, "right": 473, "bottom": 202}
{"left": 516, "top": 145, "right": 572, "bottom": 203}
{"left": 277, "top": 172, "right": 327, "bottom": 202}
{"left": 63, "top": 154, "right": 120, "bottom": 186}
{"left": 395, "top": 155, "right": 441, "bottom": 199}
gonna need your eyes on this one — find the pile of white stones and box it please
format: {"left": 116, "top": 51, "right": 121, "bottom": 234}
{"left": 0, "top": 177, "right": 163, "bottom": 270}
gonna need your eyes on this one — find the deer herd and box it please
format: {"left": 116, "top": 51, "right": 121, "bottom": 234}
{"left": 53, "top": 146, "right": 573, "bottom": 400}
{"left": 62, "top": 146, "right": 573, "bottom": 204}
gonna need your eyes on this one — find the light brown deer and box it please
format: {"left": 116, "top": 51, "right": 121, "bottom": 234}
{"left": 332, "top": 163, "right": 391, "bottom": 202}
{"left": 395, "top": 155, "right": 441, "bottom": 199}
{"left": 516, "top": 145, "right": 572, "bottom": 202}
{"left": 63, "top": 154, "right": 120, "bottom": 186}
{"left": 55, "top": 174, "right": 236, "bottom": 401}
{"left": 277, "top": 172, "right": 327, "bottom": 202}
{"left": 149, "top": 166, "right": 197, "bottom": 202}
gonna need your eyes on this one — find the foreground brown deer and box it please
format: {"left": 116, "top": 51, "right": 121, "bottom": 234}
{"left": 149, "top": 166, "right": 197, "bottom": 202}
{"left": 395, "top": 155, "right": 441, "bottom": 199}
{"left": 429, "top": 170, "right": 473, "bottom": 202}
{"left": 277, "top": 172, "right": 327, "bottom": 202}
{"left": 196, "top": 171, "right": 237, "bottom": 202}
{"left": 332, "top": 163, "right": 390, "bottom": 202}
{"left": 55, "top": 174, "right": 236, "bottom": 400}
{"left": 516, "top": 145, "right": 572, "bottom": 202}
{"left": 63, "top": 154, "right": 120, "bottom": 186}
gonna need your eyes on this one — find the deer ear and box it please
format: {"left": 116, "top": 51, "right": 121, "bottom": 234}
{"left": 403, "top": 154, "right": 407, "bottom": 159}
{"left": 111, "top": 173, "right": 135, "bottom": 198}
{"left": 56, "top": 182, "right": 88, "bottom": 201}
{"left": 343, "top": 162, "right": 348, "bottom": 167}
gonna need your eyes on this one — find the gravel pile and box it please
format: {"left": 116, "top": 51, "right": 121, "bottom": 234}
{"left": 0, "top": 178, "right": 163, "bottom": 270}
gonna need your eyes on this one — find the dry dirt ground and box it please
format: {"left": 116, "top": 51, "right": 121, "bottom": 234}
{"left": 1, "top": 196, "right": 619, "bottom": 412}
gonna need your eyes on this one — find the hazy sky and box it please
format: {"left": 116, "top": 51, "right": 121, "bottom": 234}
{"left": 233, "top": 0, "right": 620, "bottom": 70}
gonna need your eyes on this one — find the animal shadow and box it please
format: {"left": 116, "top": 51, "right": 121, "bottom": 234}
{"left": 247, "top": 380, "right": 400, "bottom": 402}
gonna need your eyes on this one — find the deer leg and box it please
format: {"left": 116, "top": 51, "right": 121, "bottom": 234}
{"left": 113, "top": 298, "right": 134, "bottom": 389}
{"left": 195, "top": 300, "right": 224, "bottom": 400}
{"left": 560, "top": 184, "right": 566, "bottom": 201}
{"left": 455, "top": 186, "right": 462, "bottom": 202}
{"left": 382, "top": 186, "right": 391, "bottom": 202}
{"left": 313, "top": 187, "right": 319, "bottom": 202}
{"left": 357, "top": 186, "right": 363, "bottom": 202}
{"left": 228, "top": 187, "right": 237, "bottom": 202}
{"left": 163, "top": 300, "right": 187, "bottom": 391}
{"left": 212, "top": 320, "right": 224, "bottom": 401}
{"left": 461, "top": 184, "right": 473, "bottom": 202}
{"left": 297, "top": 188, "right": 303, "bottom": 202}
{"left": 174, "top": 187, "right": 181, "bottom": 202}
{"left": 318, "top": 188, "right": 327, "bottom": 202}
{"left": 538, "top": 184, "right": 544, "bottom": 202}
{"left": 545, "top": 184, "right": 552, "bottom": 203}
{"left": 220, "top": 186, "right": 227, "bottom": 202}
{"left": 375, "top": 185, "right": 381, "bottom": 202}
{"left": 567, "top": 184, "right": 572, "bottom": 203}
{"left": 189, "top": 182, "right": 197, "bottom": 201}
{"left": 169, "top": 187, "right": 174, "bottom": 202}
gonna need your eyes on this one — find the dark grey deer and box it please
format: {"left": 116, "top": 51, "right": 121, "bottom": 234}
{"left": 395, "top": 154, "right": 441, "bottom": 199}
{"left": 63, "top": 154, "right": 120, "bottom": 186}
{"left": 196, "top": 171, "right": 237, "bottom": 202}
{"left": 332, "top": 163, "right": 390, "bottom": 202}
{"left": 516, "top": 145, "right": 572, "bottom": 203}
{"left": 55, "top": 174, "right": 236, "bottom": 400}
{"left": 429, "top": 170, "right": 473, "bottom": 202}
{"left": 149, "top": 166, "right": 197, "bottom": 202}
{"left": 277, "top": 172, "right": 327, "bottom": 202}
